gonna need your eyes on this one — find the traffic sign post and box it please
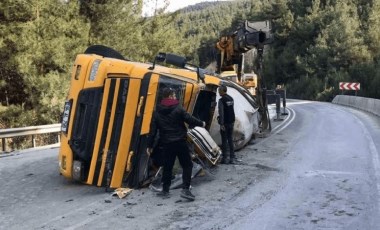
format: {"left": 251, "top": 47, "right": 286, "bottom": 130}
{"left": 339, "top": 82, "right": 360, "bottom": 95}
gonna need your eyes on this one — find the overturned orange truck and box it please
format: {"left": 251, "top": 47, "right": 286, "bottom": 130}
{"left": 58, "top": 45, "right": 264, "bottom": 189}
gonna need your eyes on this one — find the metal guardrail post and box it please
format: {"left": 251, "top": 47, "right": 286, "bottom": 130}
{"left": 2, "top": 138, "right": 5, "bottom": 152}
{"left": 275, "top": 89, "right": 288, "bottom": 115}
{"left": 274, "top": 94, "right": 284, "bottom": 121}
{"left": 266, "top": 93, "right": 284, "bottom": 121}
{"left": 32, "top": 135, "right": 36, "bottom": 148}
{"left": 266, "top": 91, "right": 277, "bottom": 105}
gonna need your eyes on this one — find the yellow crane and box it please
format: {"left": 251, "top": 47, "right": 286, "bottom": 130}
{"left": 215, "top": 20, "right": 274, "bottom": 134}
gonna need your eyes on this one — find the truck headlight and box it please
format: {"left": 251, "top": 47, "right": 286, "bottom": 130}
{"left": 73, "top": 160, "right": 84, "bottom": 181}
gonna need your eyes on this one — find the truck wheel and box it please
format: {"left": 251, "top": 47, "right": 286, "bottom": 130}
{"left": 84, "top": 45, "right": 125, "bottom": 60}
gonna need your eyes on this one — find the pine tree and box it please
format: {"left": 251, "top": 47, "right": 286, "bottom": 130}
{"left": 367, "top": 0, "right": 380, "bottom": 60}
{"left": 1, "top": 0, "right": 89, "bottom": 125}
{"left": 78, "top": 0, "right": 144, "bottom": 59}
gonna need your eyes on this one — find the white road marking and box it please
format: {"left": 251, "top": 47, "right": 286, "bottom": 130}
{"left": 257, "top": 107, "right": 296, "bottom": 146}
{"left": 271, "top": 107, "right": 296, "bottom": 134}
{"left": 286, "top": 101, "right": 312, "bottom": 105}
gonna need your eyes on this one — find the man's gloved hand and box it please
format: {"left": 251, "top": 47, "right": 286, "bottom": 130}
{"left": 220, "top": 125, "right": 225, "bottom": 131}
{"left": 147, "top": 148, "right": 153, "bottom": 156}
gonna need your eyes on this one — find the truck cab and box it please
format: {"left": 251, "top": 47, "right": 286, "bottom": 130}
{"left": 59, "top": 47, "right": 220, "bottom": 189}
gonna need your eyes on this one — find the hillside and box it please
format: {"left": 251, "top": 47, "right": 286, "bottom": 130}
{"left": 179, "top": 1, "right": 231, "bottom": 13}
{"left": 0, "top": 0, "right": 379, "bottom": 131}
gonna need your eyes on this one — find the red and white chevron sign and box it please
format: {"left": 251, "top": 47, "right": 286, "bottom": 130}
{"left": 339, "top": 82, "right": 360, "bottom": 90}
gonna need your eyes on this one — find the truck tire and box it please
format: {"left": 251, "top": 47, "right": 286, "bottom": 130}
{"left": 84, "top": 45, "right": 125, "bottom": 60}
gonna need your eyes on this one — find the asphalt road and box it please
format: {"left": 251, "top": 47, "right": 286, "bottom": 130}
{"left": 0, "top": 100, "right": 379, "bottom": 230}
{"left": 226, "top": 101, "right": 380, "bottom": 230}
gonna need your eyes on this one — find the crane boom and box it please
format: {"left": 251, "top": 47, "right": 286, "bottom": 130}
{"left": 215, "top": 20, "right": 273, "bottom": 133}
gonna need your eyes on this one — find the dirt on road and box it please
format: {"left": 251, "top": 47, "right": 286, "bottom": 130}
{"left": 0, "top": 116, "right": 292, "bottom": 230}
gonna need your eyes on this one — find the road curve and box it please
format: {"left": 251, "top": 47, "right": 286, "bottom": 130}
{"left": 227, "top": 100, "right": 380, "bottom": 230}
{"left": 0, "top": 100, "right": 379, "bottom": 230}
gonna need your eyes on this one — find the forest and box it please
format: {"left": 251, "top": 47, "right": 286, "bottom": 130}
{"left": 0, "top": 0, "right": 379, "bottom": 129}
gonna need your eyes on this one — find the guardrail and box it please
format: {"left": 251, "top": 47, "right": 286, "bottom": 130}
{"left": 266, "top": 89, "right": 288, "bottom": 120}
{"left": 332, "top": 95, "right": 380, "bottom": 117}
{"left": 0, "top": 124, "right": 61, "bottom": 152}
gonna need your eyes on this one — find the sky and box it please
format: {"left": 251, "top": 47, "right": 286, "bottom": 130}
{"left": 143, "top": 0, "right": 229, "bottom": 16}
{"left": 167, "top": 0, "right": 219, "bottom": 12}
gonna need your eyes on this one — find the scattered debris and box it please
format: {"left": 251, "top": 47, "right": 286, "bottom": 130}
{"left": 126, "top": 201, "right": 137, "bottom": 206}
{"left": 112, "top": 188, "right": 133, "bottom": 199}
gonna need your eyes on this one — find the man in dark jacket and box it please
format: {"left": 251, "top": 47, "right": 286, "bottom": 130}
{"left": 147, "top": 87, "right": 205, "bottom": 201}
{"left": 218, "top": 84, "right": 235, "bottom": 164}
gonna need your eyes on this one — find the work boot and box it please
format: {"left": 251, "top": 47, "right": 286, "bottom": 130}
{"left": 180, "top": 188, "right": 195, "bottom": 201}
{"left": 229, "top": 159, "right": 235, "bottom": 164}
{"left": 156, "top": 190, "right": 170, "bottom": 198}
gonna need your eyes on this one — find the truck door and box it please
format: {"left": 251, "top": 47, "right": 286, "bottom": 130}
{"left": 125, "top": 74, "right": 196, "bottom": 188}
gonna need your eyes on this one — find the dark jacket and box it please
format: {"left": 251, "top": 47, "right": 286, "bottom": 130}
{"left": 218, "top": 94, "right": 235, "bottom": 125}
{"left": 148, "top": 98, "right": 204, "bottom": 147}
